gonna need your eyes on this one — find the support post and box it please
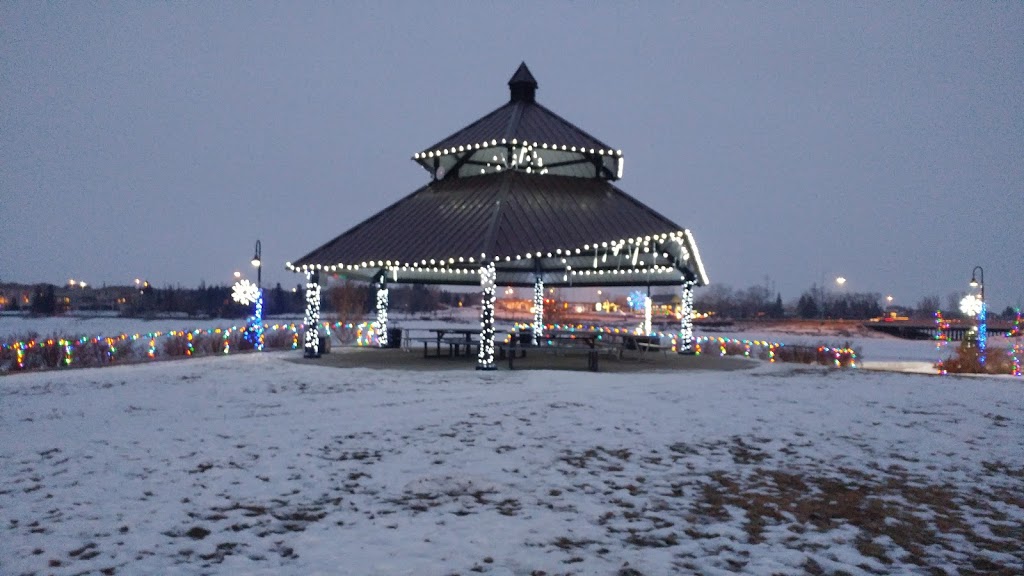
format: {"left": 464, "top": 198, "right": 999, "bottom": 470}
{"left": 644, "top": 284, "right": 652, "bottom": 336}
{"left": 678, "top": 280, "right": 695, "bottom": 354}
{"left": 477, "top": 263, "right": 497, "bottom": 370}
{"left": 375, "top": 272, "right": 389, "bottom": 347}
{"left": 532, "top": 274, "right": 544, "bottom": 345}
{"left": 978, "top": 301, "right": 987, "bottom": 365}
{"left": 303, "top": 271, "right": 321, "bottom": 358}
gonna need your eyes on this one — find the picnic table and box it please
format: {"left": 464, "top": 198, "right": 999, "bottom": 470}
{"left": 419, "top": 327, "right": 481, "bottom": 358}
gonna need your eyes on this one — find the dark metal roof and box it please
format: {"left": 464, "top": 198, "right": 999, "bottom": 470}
{"left": 290, "top": 171, "right": 708, "bottom": 288}
{"left": 413, "top": 64, "right": 617, "bottom": 175}
{"left": 416, "top": 101, "right": 614, "bottom": 159}
{"left": 508, "top": 62, "right": 538, "bottom": 102}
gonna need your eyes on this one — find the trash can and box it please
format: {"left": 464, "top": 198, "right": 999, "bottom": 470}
{"left": 386, "top": 327, "right": 403, "bottom": 349}
{"left": 318, "top": 335, "right": 331, "bottom": 354}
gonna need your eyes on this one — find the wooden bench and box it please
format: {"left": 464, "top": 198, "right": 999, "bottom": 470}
{"left": 503, "top": 341, "right": 600, "bottom": 371}
{"left": 444, "top": 336, "right": 478, "bottom": 357}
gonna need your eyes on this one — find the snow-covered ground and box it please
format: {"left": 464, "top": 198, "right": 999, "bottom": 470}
{"left": 2, "top": 346, "right": 1022, "bottom": 575}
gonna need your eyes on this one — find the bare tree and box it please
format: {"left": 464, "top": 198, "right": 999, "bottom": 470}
{"left": 914, "top": 295, "right": 941, "bottom": 318}
{"left": 329, "top": 281, "right": 370, "bottom": 322}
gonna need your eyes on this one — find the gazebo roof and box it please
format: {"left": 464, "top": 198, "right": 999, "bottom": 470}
{"left": 289, "top": 64, "right": 708, "bottom": 289}
{"left": 413, "top": 63, "right": 622, "bottom": 181}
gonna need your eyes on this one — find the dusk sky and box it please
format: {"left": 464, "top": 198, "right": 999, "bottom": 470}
{"left": 2, "top": 3, "right": 1022, "bottom": 310}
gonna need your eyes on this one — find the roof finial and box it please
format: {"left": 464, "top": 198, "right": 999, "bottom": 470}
{"left": 508, "top": 62, "right": 538, "bottom": 103}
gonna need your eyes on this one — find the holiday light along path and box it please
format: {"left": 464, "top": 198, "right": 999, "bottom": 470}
{"left": 3, "top": 313, "right": 1020, "bottom": 375}
{"left": 2, "top": 318, "right": 853, "bottom": 373}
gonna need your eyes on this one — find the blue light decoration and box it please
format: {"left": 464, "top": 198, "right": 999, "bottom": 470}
{"left": 246, "top": 290, "right": 265, "bottom": 351}
{"left": 977, "top": 301, "right": 986, "bottom": 365}
{"left": 627, "top": 290, "right": 646, "bottom": 311}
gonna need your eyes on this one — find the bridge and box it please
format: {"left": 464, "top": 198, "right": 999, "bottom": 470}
{"left": 864, "top": 319, "right": 1018, "bottom": 341}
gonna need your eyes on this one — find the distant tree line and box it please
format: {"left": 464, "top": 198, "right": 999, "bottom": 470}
{"left": 693, "top": 284, "right": 785, "bottom": 320}
{"left": 793, "top": 284, "right": 883, "bottom": 320}
{"left": 324, "top": 281, "right": 468, "bottom": 321}
{"left": 22, "top": 280, "right": 467, "bottom": 319}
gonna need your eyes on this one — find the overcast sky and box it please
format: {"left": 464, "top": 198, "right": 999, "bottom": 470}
{"left": 2, "top": 3, "right": 1021, "bottom": 310}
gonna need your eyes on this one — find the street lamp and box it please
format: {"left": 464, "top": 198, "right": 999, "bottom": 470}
{"left": 251, "top": 240, "right": 262, "bottom": 289}
{"left": 835, "top": 277, "right": 846, "bottom": 286}
{"left": 970, "top": 266, "right": 986, "bottom": 363}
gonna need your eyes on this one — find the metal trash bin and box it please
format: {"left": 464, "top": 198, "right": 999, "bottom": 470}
{"left": 318, "top": 335, "right": 331, "bottom": 354}
{"left": 386, "top": 327, "right": 402, "bottom": 349}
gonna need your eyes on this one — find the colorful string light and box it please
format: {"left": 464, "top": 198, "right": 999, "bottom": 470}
{"left": 0, "top": 319, "right": 380, "bottom": 374}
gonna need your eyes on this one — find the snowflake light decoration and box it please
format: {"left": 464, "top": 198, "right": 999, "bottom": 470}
{"left": 232, "top": 279, "right": 260, "bottom": 305}
{"left": 959, "top": 294, "right": 983, "bottom": 317}
{"left": 627, "top": 290, "right": 647, "bottom": 311}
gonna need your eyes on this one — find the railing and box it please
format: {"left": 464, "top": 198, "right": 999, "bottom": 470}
{"left": 507, "top": 323, "right": 857, "bottom": 368}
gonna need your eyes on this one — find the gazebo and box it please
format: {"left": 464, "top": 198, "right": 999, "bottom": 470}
{"left": 288, "top": 63, "right": 709, "bottom": 369}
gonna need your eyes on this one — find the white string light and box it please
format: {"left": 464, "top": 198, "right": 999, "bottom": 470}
{"left": 532, "top": 276, "right": 544, "bottom": 345}
{"left": 375, "top": 278, "right": 389, "bottom": 348}
{"left": 679, "top": 280, "right": 695, "bottom": 353}
{"left": 286, "top": 230, "right": 706, "bottom": 285}
{"left": 644, "top": 295, "right": 652, "bottom": 336}
{"left": 303, "top": 272, "right": 321, "bottom": 358}
{"left": 477, "top": 263, "right": 496, "bottom": 370}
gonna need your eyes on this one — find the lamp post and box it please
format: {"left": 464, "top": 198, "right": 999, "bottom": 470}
{"left": 250, "top": 240, "right": 264, "bottom": 351}
{"left": 251, "top": 240, "right": 262, "bottom": 288}
{"left": 969, "top": 266, "right": 986, "bottom": 364}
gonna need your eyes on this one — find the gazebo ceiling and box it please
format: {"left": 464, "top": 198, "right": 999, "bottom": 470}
{"left": 289, "top": 64, "right": 709, "bottom": 289}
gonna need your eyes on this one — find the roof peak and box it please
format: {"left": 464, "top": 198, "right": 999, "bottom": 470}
{"left": 508, "top": 62, "right": 538, "bottom": 103}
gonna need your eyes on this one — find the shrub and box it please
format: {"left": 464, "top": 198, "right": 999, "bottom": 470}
{"left": 939, "top": 339, "right": 1019, "bottom": 375}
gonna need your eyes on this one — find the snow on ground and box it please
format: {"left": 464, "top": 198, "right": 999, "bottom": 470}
{"left": 2, "top": 349, "right": 1022, "bottom": 575}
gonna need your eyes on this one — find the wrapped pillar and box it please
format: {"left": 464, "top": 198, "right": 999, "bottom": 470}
{"left": 375, "top": 272, "right": 389, "bottom": 347}
{"left": 303, "top": 271, "right": 321, "bottom": 358}
{"left": 477, "top": 263, "right": 496, "bottom": 370}
{"left": 644, "top": 287, "right": 653, "bottom": 336}
{"left": 678, "top": 280, "right": 695, "bottom": 354}
{"left": 532, "top": 275, "right": 544, "bottom": 345}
